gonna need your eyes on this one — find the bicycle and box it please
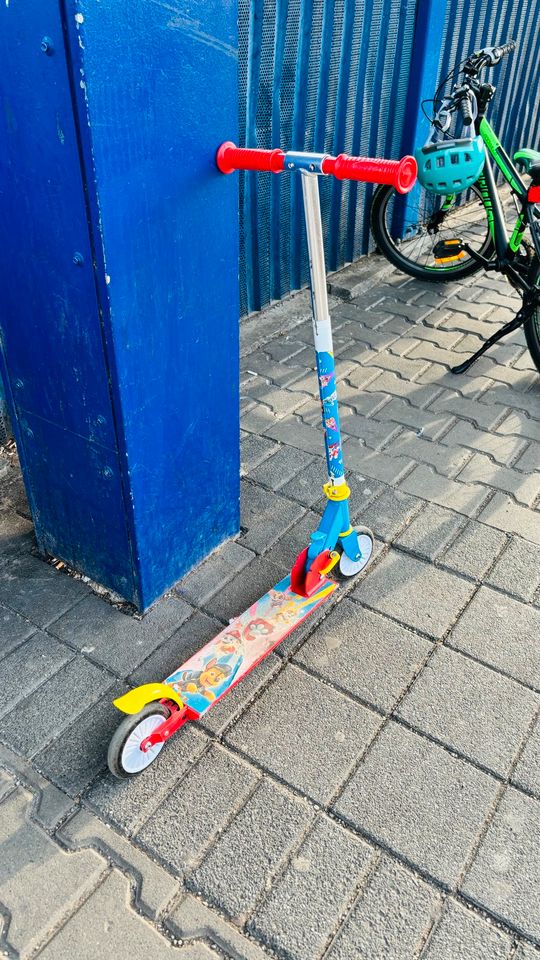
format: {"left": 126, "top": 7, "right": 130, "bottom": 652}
{"left": 371, "top": 41, "right": 540, "bottom": 375}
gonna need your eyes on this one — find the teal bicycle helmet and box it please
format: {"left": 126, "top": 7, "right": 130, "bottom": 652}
{"left": 415, "top": 137, "right": 485, "bottom": 194}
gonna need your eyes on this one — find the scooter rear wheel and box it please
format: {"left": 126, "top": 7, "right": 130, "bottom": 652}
{"left": 108, "top": 703, "right": 170, "bottom": 779}
{"left": 335, "top": 526, "right": 374, "bottom": 579}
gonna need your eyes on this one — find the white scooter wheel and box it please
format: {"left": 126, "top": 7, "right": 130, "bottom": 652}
{"left": 335, "top": 526, "right": 374, "bottom": 579}
{"left": 107, "top": 703, "right": 170, "bottom": 779}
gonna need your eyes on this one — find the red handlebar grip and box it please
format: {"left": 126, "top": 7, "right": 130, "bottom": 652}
{"left": 217, "top": 141, "right": 285, "bottom": 175}
{"left": 322, "top": 154, "right": 417, "bottom": 194}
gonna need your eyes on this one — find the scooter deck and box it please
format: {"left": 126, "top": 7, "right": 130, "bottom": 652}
{"left": 163, "top": 574, "right": 337, "bottom": 717}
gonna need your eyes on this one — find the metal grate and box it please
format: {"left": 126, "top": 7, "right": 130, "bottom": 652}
{"left": 238, "top": 0, "right": 418, "bottom": 315}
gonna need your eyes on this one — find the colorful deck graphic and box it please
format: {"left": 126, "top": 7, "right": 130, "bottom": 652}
{"left": 164, "top": 575, "right": 337, "bottom": 715}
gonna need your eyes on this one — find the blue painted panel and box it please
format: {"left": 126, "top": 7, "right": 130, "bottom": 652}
{"left": 72, "top": 0, "right": 240, "bottom": 606}
{"left": 238, "top": 0, "right": 418, "bottom": 314}
{"left": 0, "top": 0, "right": 135, "bottom": 593}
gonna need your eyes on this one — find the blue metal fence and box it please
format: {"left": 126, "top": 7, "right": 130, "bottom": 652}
{"left": 239, "top": 0, "right": 540, "bottom": 316}
{"left": 238, "top": 0, "right": 419, "bottom": 315}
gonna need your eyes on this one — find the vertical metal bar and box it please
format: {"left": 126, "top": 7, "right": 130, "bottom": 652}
{"left": 300, "top": 172, "right": 345, "bottom": 485}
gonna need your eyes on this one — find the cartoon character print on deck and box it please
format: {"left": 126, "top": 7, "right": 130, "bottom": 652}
{"left": 316, "top": 350, "right": 344, "bottom": 480}
{"left": 165, "top": 576, "right": 335, "bottom": 715}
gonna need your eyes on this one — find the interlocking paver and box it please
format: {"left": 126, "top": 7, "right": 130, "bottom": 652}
{"left": 48, "top": 593, "right": 192, "bottom": 676}
{"left": 226, "top": 663, "right": 382, "bottom": 802}
{"left": 395, "top": 502, "right": 467, "bottom": 561}
{"left": 37, "top": 870, "right": 187, "bottom": 959}
{"left": 239, "top": 480, "right": 305, "bottom": 554}
{"left": 358, "top": 368, "right": 443, "bottom": 408}
{"left": 0, "top": 631, "right": 73, "bottom": 719}
{"left": 205, "top": 555, "right": 287, "bottom": 623}
{"left": 441, "top": 419, "right": 527, "bottom": 465}
{"left": 399, "top": 464, "right": 491, "bottom": 517}
{"left": 449, "top": 587, "right": 540, "bottom": 688}
{"left": 166, "top": 894, "right": 269, "bottom": 959}
{"left": 477, "top": 492, "right": 540, "bottom": 545}
{"left": 33, "top": 681, "right": 128, "bottom": 795}
{"left": 250, "top": 816, "right": 375, "bottom": 960}
{"left": 175, "top": 540, "right": 254, "bottom": 606}
{"left": 422, "top": 900, "right": 511, "bottom": 959}
{"left": 295, "top": 599, "right": 432, "bottom": 712}
{"left": 335, "top": 721, "right": 499, "bottom": 886}
{"left": 240, "top": 432, "right": 277, "bottom": 473}
{"left": 385, "top": 432, "right": 473, "bottom": 477}
{"left": 374, "top": 397, "right": 453, "bottom": 440}
{"left": 397, "top": 646, "right": 539, "bottom": 776}
{"left": 248, "top": 444, "right": 314, "bottom": 489}
{"left": 0, "top": 655, "right": 114, "bottom": 758}
{"left": 326, "top": 855, "right": 440, "bottom": 959}
{"left": 190, "top": 778, "right": 313, "bottom": 921}
{"left": 355, "top": 550, "right": 476, "bottom": 639}
{"left": 427, "top": 390, "right": 506, "bottom": 430}
{"left": 486, "top": 537, "right": 540, "bottom": 603}
{"left": 280, "top": 457, "right": 328, "bottom": 507}
{"left": 512, "top": 714, "right": 540, "bottom": 796}
{"left": 440, "top": 520, "right": 507, "bottom": 580}
{"left": 128, "top": 610, "right": 221, "bottom": 685}
{"left": 0, "top": 786, "right": 106, "bottom": 958}
{"left": 0, "top": 553, "right": 90, "bottom": 627}
{"left": 462, "top": 788, "right": 540, "bottom": 941}
{"left": 0, "top": 601, "right": 36, "bottom": 657}
{"left": 85, "top": 726, "right": 207, "bottom": 835}
{"left": 496, "top": 409, "right": 540, "bottom": 442}
{"left": 136, "top": 745, "right": 257, "bottom": 874}
{"left": 356, "top": 486, "right": 423, "bottom": 542}
{"left": 457, "top": 453, "right": 540, "bottom": 506}
{"left": 341, "top": 440, "right": 415, "bottom": 484}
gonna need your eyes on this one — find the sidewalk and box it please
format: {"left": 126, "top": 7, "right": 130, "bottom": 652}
{"left": 1, "top": 255, "right": 540, "bottom": 959}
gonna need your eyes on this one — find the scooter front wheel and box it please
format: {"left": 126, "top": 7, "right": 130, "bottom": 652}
{"left": 107, "top": 703, "right": 170, "bottom": 779}
{"left": 335, "top": 526, "right": 374, "bottom": 579}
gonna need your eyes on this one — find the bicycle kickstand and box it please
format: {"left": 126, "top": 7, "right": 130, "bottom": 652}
{"left": 451, "top": 295, "right": 539, "bottom": 374}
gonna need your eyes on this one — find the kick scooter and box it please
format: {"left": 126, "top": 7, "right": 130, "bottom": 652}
{"left": 107, "top": 143, "right": 417, "bottom": 778}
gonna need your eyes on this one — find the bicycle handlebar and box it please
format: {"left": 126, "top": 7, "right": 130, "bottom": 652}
{"left": 457, "top": 90, "right": 474, "bottom": 125}
{"left": 217, "top": 143, "right": 417, "bottom": 194}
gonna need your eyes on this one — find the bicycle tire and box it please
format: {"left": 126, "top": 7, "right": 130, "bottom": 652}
{"left": 524, "top": 308, "right": 540, "bottom": 374}
{"left": 371, "top": 182, "right": 495, "bottom": 282}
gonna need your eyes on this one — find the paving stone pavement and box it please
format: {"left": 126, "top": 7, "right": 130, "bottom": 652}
{"left": 1, "top": 257, "right": 540, "bottom": 958}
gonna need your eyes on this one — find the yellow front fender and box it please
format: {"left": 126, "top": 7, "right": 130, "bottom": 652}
{"left": 113, "top": 683, "right": 184, "bottom": 716}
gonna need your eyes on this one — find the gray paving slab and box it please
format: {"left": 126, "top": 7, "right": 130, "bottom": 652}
{"left": 190, "top": 778, "right": 314, "bottom": 922}
{"left": 85, "top": 725, "right": 207, "bottom": 835}
{"left": 279, "top": 456, "right": 329, "bottom": 507}
{"left": 422, "top": 900, "right": 511, "bottom": 960}
{"left": 0, "top": 510, "right": 34, "bottom": 566}
{"left": 486, "top": 537, "right": 540, "bottom": 603}
{"left": 477, "top": 493, "right": 540, "bottom": 546}
{"left": 335, "top": 721, "right": 499, "bottom": 887}
{"left": 240, "top": 432, "right": 277, "bottom": 473}
{"left": 462, "top": 787, "right": 540, "bottom": 941}
{"left": 357, "top": 487, "right": 423, "bottom": 542}
{"left": 226, "top": 663, "right": 382, "bottom": 803}
{"left": 48, "top": 593, "right": 193, "bottom": 676}
{"left": 33, "top": 681, "right": 129, "bottom": 796}
{"left": 136, "top": 745, "right": 257, "bottom": 874}
{"left": 440, "top": 521, "right": 507, "bottom": 581}
{"left": 395, "top": 503, "right": 467, "bottom": 561}
{"left": 397, "top": 646, "right": 539, "bottom": 776}
{"left": 512, "top": 714, "right": 540, "bottom": 796}
{"left": 204, "top": 555, "right": 289, "bottom": 623}
{"left": 175, "top": 540, "right": 254, "bottom": 606}
{"left": 200, "top": 652, "right": 282, "bottom": 736}
{"left": 166, "top": 893, "right": 269, "bottom": 960}
{"left": 399, "top": 464, "right": 491, "bottom": 517}
{"left": 355, "top": 550, "right": 476, "bottom": 639}
{"left": 250, "top": 816, "right": 375, "bottom": 960}
{"left": 0, "top": 654, "right": 114, "bottom": 758}
{"left": 295, "top": 599, "right": 432, "bottom": 712}
{"left": 128, "top": 610, "right": 221, "bottom": 686}
{"left": 449, "top": 587, "right": 540, "bottom": 688}
{"left": 0, "top": 553, "right": 90, "bottom": 627}
{"left": 0, "top": 602, "right": 36, "bottom": 657}
{"left": 326, "top": 855, "right": 441, "bottom": 960}
{"left": 0, "top": 631, "right": 73, "bottom": 719}
{"left": 248, "top": 443, "right": 314, "bottom": 489}
{"left": 0, "top": 786, "right": 107, "bottom": 958}
{"left": 37, "top": 870, "right": 187, "bottom": 959}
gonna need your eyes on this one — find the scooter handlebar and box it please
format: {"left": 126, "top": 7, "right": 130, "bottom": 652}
{"left": 321, "top": 153, "right": 417, "bottom": 193}
{"left": 217, "top": 142, "right": 417, "bottom": 193}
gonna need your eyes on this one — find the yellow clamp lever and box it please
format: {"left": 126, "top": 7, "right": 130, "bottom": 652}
{"left": 323, "top": 480, "right": 350, "bottom": 502}
{"left": 319, "top": 551, "right": 340, "bottom": 575}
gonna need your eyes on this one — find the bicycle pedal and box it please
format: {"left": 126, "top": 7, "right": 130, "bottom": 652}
{"left": 432, "top": 238, "right": 466, "bottom": 263}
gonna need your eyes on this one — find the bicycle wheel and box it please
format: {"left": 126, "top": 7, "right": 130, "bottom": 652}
{"left": 524, "top": 307, "right": 540, "bottom": 374}
{"left": 371, "top": 181, "right": 494, "bottom": 281}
